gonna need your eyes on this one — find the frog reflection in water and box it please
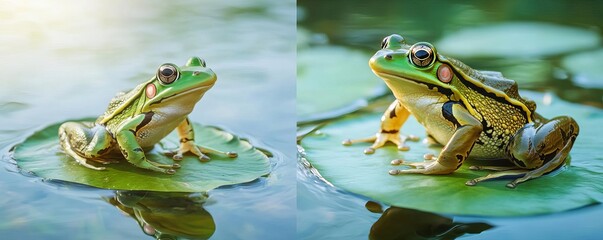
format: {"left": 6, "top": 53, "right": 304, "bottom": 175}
{"left": 369, "top": 204, "right": 492, "bottom": 240}
{"left": 59, "top": 57, "right": 237, "bottom": 174}
{"left": 344, "top": 34, "right": 579, "bottom": 188}
{"left": 105, "top": 191, "right": 215, "bottom": 239}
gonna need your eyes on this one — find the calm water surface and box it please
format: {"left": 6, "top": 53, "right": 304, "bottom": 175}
{"left": 0, "top": 0, "right": 296, "bottom": 239}
{"left": 298, "top": 0, "right": 603, "bottom": 239}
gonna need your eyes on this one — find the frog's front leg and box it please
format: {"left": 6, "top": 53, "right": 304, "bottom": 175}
{"left": 391, "top": 102, "right": 482, "bottom": 175}
{"left": 59, "top": 122, "right": 117, "bottom": 170}
{"left": 342, "top": 100, "right": 419, "bottom": 154}
{"left": 115, "top": 115, "right": 178, "bottom": 174}
{"left": 170, "top": 118, "right": 237, "bottom": 162}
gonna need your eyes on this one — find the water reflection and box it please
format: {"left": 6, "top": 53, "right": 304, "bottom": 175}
{"left": 368, "top": 202, "right": 493, "bottom": 240}
{"left": 105, "top": 191, "right": 214, "bottom": 240}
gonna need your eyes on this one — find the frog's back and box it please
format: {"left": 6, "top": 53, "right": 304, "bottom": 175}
{"left": 96, "top": 86, "right": 143, "bottom": 129}
{"left": 446, "top": 57, "right": 536, "bottom": 113}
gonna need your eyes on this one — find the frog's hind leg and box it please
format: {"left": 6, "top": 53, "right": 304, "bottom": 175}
{"left": 505, "top": 116, "right": 579, "bottom": 188}
{"left": 59, "top": 122, "right": 115, "bottom": 170}
{"left": 465, "top": 169, "right": 529, "bottom": 186}
{"left": 506, "top": 134, "right": 576, "bottom": 188}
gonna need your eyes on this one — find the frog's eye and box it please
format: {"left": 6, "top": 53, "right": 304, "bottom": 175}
{"left": 157, "top": 64, "right": 180, "bottom": 84}
{"left": 200, "top": 58, "right": 206, "bottom": 67}
{"left": 409, "top": 43, "right": 435, "bottom": 68}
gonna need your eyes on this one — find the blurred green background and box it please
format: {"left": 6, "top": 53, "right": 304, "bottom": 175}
{"left": 298, "top": 0, "right": 603, "bottom": 239}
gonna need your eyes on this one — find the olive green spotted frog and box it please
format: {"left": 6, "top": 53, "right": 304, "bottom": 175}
{"left": 344, "top": 34, "right": 579, "bottom": 188}
{"left": 59, "top": 57, "right": 237, "bottom": 174}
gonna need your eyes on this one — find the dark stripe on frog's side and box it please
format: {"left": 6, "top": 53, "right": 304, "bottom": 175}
{"left": 442, "top": 101, "right": 461, "bottom": 128}
{"left": 180, "top": 137, "right": 194, "bottom": 143}
{"left": 135, "top": 111, "right": 155, "bottom": 132}
{"left": 480, "top": 118, "right": 495, "bottom": 138}
{"left": 444, "top": 63, "right": 531, "bottom": 122}
{"left": 380, "top": 129, "right": 399, "bottom": 134}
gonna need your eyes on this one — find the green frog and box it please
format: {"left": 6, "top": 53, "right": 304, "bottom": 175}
{"left": 59, "top": 57, "right": 237, "bottom": 174}
{"left": 344, "top": 34, "right": 579, "bottom": 188}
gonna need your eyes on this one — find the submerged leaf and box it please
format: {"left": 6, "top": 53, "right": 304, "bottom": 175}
{"left": 13, "top": 120, "right": 271, "bottom": 192}
{"left": 300, "top": 91, "right": 603, "bottom": 216}
{"left": 297, "top": 45, "right": 386, "bottom": 121}
{"left": 562, "top": 48, "right": 603, "bottom": 89}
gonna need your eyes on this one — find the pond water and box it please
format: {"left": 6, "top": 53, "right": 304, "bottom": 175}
{"left": 0, "top": 0, "right": 295, "bottom": 239}
{"left": 298, "top": 0, "right": 603, "bottom": 239}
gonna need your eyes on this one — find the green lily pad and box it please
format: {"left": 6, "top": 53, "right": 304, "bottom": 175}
{"left": 297, "top": 45, "right": 386, "bottom": 121}
{"left": 13, "top": 120, "right": 271, "bottom": 192}
{"left": 300, "top": 91, "right": 603, "bottom": 216}
{"left": 562, "top": 48, "right": 603, "bottom": 89}
{"left": 437, "top": 22, "right": 601, "bottom": 58}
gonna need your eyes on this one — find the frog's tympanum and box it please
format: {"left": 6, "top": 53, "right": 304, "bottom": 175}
{"left": 344, "top": 34, "right": 579, "bottom": 188}
{"left": 59, "top": 57, "right": 237, "bottom": 174}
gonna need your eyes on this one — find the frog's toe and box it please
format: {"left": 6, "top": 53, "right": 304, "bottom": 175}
{"left": 171, "top": 163, "right": 181, "bottom": 169}
{"left": 469, "top": 166, "right": 481, "bottom": 170}
{"left": 172, "top": 153, "right": 184, "bottom": 161}
{"left": 397, "top": 145, "right": 410, "bottom": 151}
{"left": 465, "top": 179, "right": 478, "bottom": 186}
{"left": 226, "top": 151, "right": 238, "bottom": 158}
{"left": 401, "top": 161, "right": 427, "bottom": 169}
{"left": 166, "top": 169, "right": 176, "bottom": 175}
{"left": 406, "top": 134, "right": 420, "bottom": 142}
{"left": 364, "top": 147, "right": 376, "bottom": 154}
{"left": 390, "top": 159, "right": 403, "bottom": 165}
{"left": 198, "top": 154, "right": 211, "bottom": 162}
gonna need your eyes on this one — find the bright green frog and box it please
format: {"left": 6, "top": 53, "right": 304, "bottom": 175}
{"left": 344, "top": 34, "right": 579, "bottom": 188}
{"left": 59, "top": 57, "right": 236, "bottom": 174}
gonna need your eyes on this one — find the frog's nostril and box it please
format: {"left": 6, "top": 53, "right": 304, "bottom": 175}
{"left": 385, "top": 54, "right": 393, "bottom": 60}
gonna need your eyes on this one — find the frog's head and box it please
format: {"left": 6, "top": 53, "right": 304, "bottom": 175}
{"left": 142, "top": 56, "right": 216, "bottom": 111}
{"left": 370, "top": 34, "right": 455, "bottom": 98}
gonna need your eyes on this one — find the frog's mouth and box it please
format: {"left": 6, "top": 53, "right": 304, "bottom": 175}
{"left": 374, "top": 71, "right": 454, "bottom": 97}
{"left": 150, "top": 84, "right": 213, "bottom": 106}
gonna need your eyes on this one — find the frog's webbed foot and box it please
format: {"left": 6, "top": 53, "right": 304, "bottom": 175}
{"left": 88, "top": 157, "right": 120, "bottom": 165}
{"left": 170, "top": 142, "right": 237, "bottom": 162}
{"left": 75, "top": 158, "right": 106, "bottom": 171}
{"left": 64, "top": 149, "right": 106, "bottom": 170}
{"left": 465, "top": 169, "right": 529, "bottom": 187}
{"left": 342, "top": 133, "right": 419, "bottom": 154}
{"left": 389, "top": 154, "right": 455, "bottom": 175}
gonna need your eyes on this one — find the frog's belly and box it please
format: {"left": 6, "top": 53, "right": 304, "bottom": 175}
{"left": 468, "top": 141, "right": 508, "bottom": 160}
{"left": 135, "top": 115, "right": 186, "bottom": 148}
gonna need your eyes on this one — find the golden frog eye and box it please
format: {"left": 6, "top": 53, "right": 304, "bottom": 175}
{"left": 157, "top": 64, "right": 179, "bottom": 84}
{"left": 409, "top": 43, "right": 434, "bottom": 67}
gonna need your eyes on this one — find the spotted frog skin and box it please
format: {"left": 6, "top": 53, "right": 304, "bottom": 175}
{"left": 344, "top": 34, "right": 579, "bottom": 188}
{"left": 59, "top": 57, "right": 236, "bottom": 174}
